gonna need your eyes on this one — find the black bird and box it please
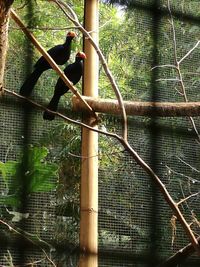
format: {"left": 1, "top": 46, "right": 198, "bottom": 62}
{"left": 43, "top": 52, "right": 86, "bottom": 121}
{"left": 20, "top": 31, "right": 76, "bottom": 97}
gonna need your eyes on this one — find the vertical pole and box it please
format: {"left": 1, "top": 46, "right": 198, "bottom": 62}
{"left": 80, "top": 1, "right": 99, "bottom": 267}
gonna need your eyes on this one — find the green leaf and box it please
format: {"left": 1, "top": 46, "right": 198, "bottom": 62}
{"left": 0, "top": 162, "right": 7, "bottom": 188}
{"left": 27, "top": 163, "right": 57, "bottom": 193}
{"left": 0, "top": 195, "right": 21, "bottom": 208}
{"left": 0, "top": 146, "right": 58, "bottom": 208}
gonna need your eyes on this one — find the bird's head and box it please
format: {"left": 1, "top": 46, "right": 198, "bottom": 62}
{"left": 67, "top": 31, "right": 76, "bottom": 39}
{"left": 76, "top": 52, "right": 87, "bottom": 60}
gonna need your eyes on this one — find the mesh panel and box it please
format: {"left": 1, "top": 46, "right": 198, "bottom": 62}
{"left": 0, "top": 0, "right": 200, "bottom": 266}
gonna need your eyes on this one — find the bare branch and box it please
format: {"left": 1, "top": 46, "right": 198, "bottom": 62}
{"left": 151, "top": 64, "right": 177, "bottom": 70}
{"left": 158, "top": 236, "right": 200, "bottom": 267}
{"left": 176, "top": 156, "right": 200, "bottom": 173}
{"left": 0, "top": 0, "right": 13, "bottom": 95}
{"left": 166, "top": 165, "right": 200, "bottom": 184}
{"left": 156, "top": 78, "right": 180, "bottom": 82}
{"left": 177, "top": 192, "right": 199, "bottom": 206}
{"left": 178, "top": 40, "right": 200, "bottom": 64}
{"left": 9, "top": 25, "right": 78, "bottom": 31}
{"left": 167, "top": 0, "right": 178, "bottom": 64}
{"left": 73, "top": 95, "right": 200, "bottom": 117}
{"left": 3, "top": 88, "right": 119, "bottom": 140}
{"left": 0, "top": 219, "right": 56, "bottom": 266}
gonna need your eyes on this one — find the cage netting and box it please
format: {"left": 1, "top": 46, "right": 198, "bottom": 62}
{"left": 0, "top": 0, "right": 200, "bottom": 266}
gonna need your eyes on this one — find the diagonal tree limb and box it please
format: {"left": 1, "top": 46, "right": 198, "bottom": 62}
{"left": 158, "top": 236, "right": 200, "bottom": 267}
{"left": 10, "top": 8, "right": 99, "bottom": 123}
{"left": 3, "top": 87, "right": 200, "bottom": 255}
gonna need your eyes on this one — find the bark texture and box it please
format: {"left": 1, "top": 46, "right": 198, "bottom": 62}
{"left": 0, "top": 0, "right": 14, "bottom": 95}
{"left": 73, "top": 96, "right": 200, "bottom": 117}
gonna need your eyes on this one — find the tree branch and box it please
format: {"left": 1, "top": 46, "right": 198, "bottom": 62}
{"left": 158, "top": 236, "right": 200, "bottom": 267}
{"left": 3, "top": 87, "right": 200, "bottom": 255}
{"left": 72, "top": 95, "right": 200, "bottom": 117}
{"left": 0, "top": 219, "right": 56, "bottom": 266}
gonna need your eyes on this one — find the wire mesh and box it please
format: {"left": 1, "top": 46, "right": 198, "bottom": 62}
{"left": 0, "top": 0, "right": 200, "bottom": 266}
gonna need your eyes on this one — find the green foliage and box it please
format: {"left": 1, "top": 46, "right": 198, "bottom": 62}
{"left": 99, "top": 3, "right": 153, "bottom": 101}
{"left": 0, "top": 146, "right": 58, "bottom": 208}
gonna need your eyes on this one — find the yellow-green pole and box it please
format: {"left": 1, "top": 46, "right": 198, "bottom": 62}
{"left": 79, "top": 1, "right": 99, "bottom": 267}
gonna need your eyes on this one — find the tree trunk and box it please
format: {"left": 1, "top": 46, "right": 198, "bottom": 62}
{"left": 0, "top": 0, "right": 14, "bottom": 95}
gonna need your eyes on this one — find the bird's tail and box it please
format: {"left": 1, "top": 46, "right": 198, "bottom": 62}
{"left": 43, "top": 94, "right": 61, "bottom": 121}
{"left": 19, "top": 68, "right": 43, "bottom": 97}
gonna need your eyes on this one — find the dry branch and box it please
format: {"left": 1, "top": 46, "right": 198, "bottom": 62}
{"left": 158, "top": 236, "right": 200, "bottom": 267}
{"left": 0, "top": 219, "right": 56, "bottom": 266}
{"left": 73, "top": 96, "right": 200, "bottom": 117}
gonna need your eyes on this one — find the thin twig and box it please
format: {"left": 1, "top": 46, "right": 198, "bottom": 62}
{"left": 165, "top": 165, "right": 200, "bottom": 184}
{"left": 176, "top": 156, "right": 200, "bottom": 173}
{"left": 178, "top": 40, "right": 200, "bottom": 64}
{"left": 151, "top": 64, "right": 177, "bottom": 70}
{"left": 156, "top": 78, "right": 180, "bottom": 82}
{"left": 4, "top": 257, "right": 44, "bottom": 267}
{"left": 179, "top": 181, "right": 191, "bottom": 211}
{"left": 177, "top": 192, "right": 199, "bottom": 206}
{"left": 4, "top": 88, "right": 119, "bottom": 139}
{"left": 0, "top": 219, "right": 56, "bottom": 266}
{"left": 9, "top": 25, "right": 78, "bottom": 31}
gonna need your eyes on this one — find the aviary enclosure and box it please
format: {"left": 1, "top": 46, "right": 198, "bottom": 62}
{"left": 0, "top": 0, "right": 200, "bottom": 266}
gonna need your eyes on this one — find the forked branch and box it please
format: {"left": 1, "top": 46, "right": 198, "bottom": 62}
{"left": 4, "top": 87, "right": 200, "bottom": 255}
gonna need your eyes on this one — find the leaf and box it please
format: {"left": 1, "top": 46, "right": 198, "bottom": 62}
{"left": 27, "top": 163, "right": 57, "bottom": 193}
{"left": 0, "top": 195, "right": 21, "bottom": 208}
{"left": 0, "top": 146, "right": 58, "bottom": 208}
{"left": 0, "top": 162, "right": 7, "bottom": 188}
{"left": 23, "top": 146, "right": 57, "bottom": 193}
{"left": 27, "top": 146, "right": 48, "bottom": 168}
